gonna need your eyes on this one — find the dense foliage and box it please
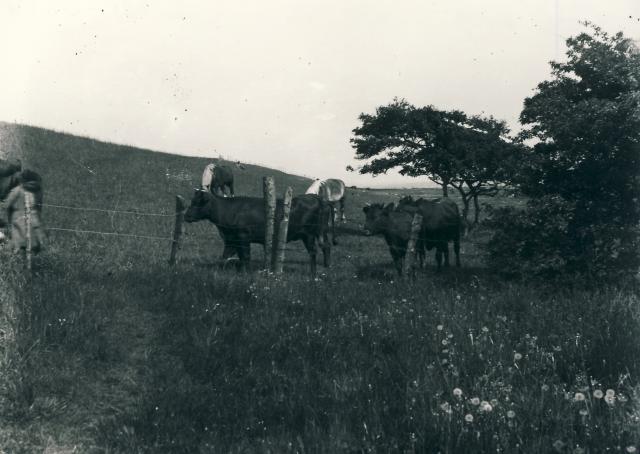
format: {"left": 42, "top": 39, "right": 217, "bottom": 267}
{"left": 485, "top": 24, "right": 640, "bottom": 280}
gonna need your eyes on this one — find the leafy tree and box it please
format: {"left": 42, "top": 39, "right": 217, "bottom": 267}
{"left": 350, "top": 99, "right": 518, "bottom": 224}
{"left": 486, "top": 23, "right": 640, "bottom": 280}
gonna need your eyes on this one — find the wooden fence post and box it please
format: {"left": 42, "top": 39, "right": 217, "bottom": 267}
{"left": 273, "top": 186, "right": 293, "bottom": 274}
{"left": 402, "top": 213, "right": 423, "bottom": 278}
{"left": 169, "top": 195, "right": 185, "bottom": 266}
{"left": 263, "top": 177, "right": 276, "bottom": 271}
{"left": 24, "top": 190, "right": 33, "bottom": 271}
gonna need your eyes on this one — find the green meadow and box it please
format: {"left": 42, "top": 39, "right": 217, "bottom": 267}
{"left": 0, "top": 122, "right": 638, "bottom": 453}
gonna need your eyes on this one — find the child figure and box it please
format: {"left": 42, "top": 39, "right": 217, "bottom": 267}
{"left": 4, "top": 170, "right": 45, "bottom": 254}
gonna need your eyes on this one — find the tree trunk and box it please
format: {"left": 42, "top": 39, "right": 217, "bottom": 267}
{"left": 473, "top": 194, "right": 481, "bottom": 225}
{"left": 442, "top": 178, "right": 449, "bottom": 197}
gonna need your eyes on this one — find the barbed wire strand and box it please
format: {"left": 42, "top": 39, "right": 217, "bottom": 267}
{"left": 45, "top": 227, "right": 173, "bottom": 241}
{"left": 41, "top": 203, "right": 174, "bottom": 217}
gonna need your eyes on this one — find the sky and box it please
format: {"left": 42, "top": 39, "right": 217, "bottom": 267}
{"left": 0, "top": 1, "right": 638, "bottom": 188}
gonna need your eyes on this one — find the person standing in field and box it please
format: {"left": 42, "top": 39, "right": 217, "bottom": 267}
{"left": 4, "top": 170, "right": 46, "bottom": 254}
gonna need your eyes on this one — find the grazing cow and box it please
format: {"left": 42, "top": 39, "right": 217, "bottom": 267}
{"left": 396, "top": 196, "right": 461, "bottom": 269}
{"left": 184, "top": 190, "right": 331, "bottom": 274}
{"left": 306, "top": 178, "right": 347, "bottom": 222}
{"left": 201, "top": 163, "right": 235, "bottom": 197}
{"left": 362, "top": 202, "right": 423, "bottom": 275}
{"left": 306, "top": 178, "right": 347, "bottom": 245}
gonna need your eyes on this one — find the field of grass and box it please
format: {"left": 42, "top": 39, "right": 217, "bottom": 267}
{"left": 0, "top": 122, "right": 639, "bottom": 453}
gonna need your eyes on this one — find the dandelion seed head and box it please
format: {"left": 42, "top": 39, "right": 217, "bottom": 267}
{"left": 470, "top": 397, "right": 480, "bottom": 406}
{"left": 573, "top": 392, "right": 586, "bottom": 402}
{"left": 480, "top": 401, "right": 493, "bottom": 412}
{"left": 453, "top": 388, "right": 463, "bottom": 397}
{"left": 579, "top": 408, "right": 588, "bottom": 416}
{"left": 465, "top": 413, "right": 474, "bottom": 422}
{"left": 604, "top": 394, "right": 615, "bottom": 405}
{"left": 482, "top": 326, "right": 489, "bottom": 333}
{"left": 606, "top": 389, "right": 615, "bottom": 397}
{"left": 593, "top": 389, "right": 603, "bottom": 399}
{"left": 514, "top": 352, "right": 523, "bottom": 361}
{"left": 506, "top": 410, "right": 516, "bottom": 419}
{"left": 436, "top": 324, "right": 444, "bottom": 331}
{"left": 541, "top": 384, "right": 550, "bottom": 392}
{"left": 626, "top": 446, "right": 637, "bottom": 453}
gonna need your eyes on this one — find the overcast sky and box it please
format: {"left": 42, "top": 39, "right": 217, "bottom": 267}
{"left": 0, "top": 1, "right": 637, "bottom": 187}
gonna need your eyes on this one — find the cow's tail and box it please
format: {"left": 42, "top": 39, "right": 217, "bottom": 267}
{"left": 318, "top": 197, "right": 335, "bottom": 246}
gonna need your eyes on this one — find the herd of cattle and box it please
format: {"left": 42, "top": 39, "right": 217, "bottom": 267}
{"left": 0, "top": 158, "right": 462, "bottom": 274}
{"left": 187, "top": 164, "right": 462, "bottom": 275}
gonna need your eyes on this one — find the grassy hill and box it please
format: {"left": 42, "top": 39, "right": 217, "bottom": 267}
{"left": 0, "top": 123, "right": 638, "bottom": 453}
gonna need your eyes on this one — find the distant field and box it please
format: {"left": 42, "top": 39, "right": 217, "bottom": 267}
{"left": 0, "top": 123, "right": 637, "bottom": 453}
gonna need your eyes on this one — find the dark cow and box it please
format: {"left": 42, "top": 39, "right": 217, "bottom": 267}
{"left": 0, "top": 159, "right": 22, "bottom": 200}
{"left": 362, "top": 202, "right": 422, "bottom": 275}
{"left": 396, "top": 196, "right": 461, "bottom": 269}
{"left": 184, "top": 190, "right": 331, "bottom": 274}
{"left": 201, "top": 163, "right": 235, "bottom": 197}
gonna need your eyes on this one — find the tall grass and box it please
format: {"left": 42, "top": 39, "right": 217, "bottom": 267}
{"left": 0, "top": 123, "right": 638, "bottom": 452}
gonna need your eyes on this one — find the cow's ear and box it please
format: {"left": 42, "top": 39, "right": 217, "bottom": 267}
{"left": 384, "top": 202, "right": 394, "bottom": 212}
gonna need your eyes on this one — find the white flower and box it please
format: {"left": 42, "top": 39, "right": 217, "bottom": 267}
{"left": 573, "top": 392, "right": 585, "bottom": 402}
{"left": 506, "top": 410, "right": 516, "bottom": 419}
{"left": 436, "top": 325, "right": 444, "bottom": 331}
{"left": 480, "top": 401, "right": 493, "bottom": 412}
{"left": 464, "top": 413, "right": 474, "bottom": 423}
{"left": 514, "top": 352, "right": 523, "bottom": 361}
{"left": 605, "top": 389, "right": 615, "bottom": 397}
{"left": 626, "top": 446, "right": 637, "bottom": 453}
{"left": 440, "top": 402, "right": 452, "bottom": 413}
{"left": 593, "top": 389, "right": 603, "bottom": 399}
{"left": 604, "top": 394, "right": 615, "bottom": 405}
{"left": 452, "top": 388, "right": 463, "bottom": 397}
{"left": 470, "top": 397, "right": 480, "bottom": 406}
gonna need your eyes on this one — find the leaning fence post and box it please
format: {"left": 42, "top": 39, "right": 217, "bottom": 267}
{"left": 169, "top": 195, "right": 185, "bottom": 266}
{"left": 273, "top": 186, "right": 293, "bottom": 274}
{"left": 24, "top": 190, "right": 33, "bottom": 271}
{"left": 402, "top": 213, "right": 423, "bottom": 278}
{"left": 263, "top": 177, "right": 276, "bottom": 271}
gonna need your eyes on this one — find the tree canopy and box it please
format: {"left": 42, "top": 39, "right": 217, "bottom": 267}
{"left": 351, "top": 100, "right": 519, "bottom": 223}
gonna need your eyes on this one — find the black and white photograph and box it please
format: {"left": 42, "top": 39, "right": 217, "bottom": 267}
{"left": 0, "top": 1, "right": 639, "bottom": 452}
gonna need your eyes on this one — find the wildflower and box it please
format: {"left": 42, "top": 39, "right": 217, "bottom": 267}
{"left": 482, "top": 326, "right": 489, "bottom": 333}
{"left": 573, "top": 392, "right": 586, "bottom": 402}
{"left": 470, "top": 397, "right": 480, "bottom": 406}
{"left": 604, "top": 394, "right": 615, "bottom": 405}
{"left": 579, "top": 409, "right": 588, "bottom": 416}
{"left": 490, "top": 399, "right": 498, "bottom": 407}
{"left": 506, "top": 410, "right": 516, "bottom": 419}
{"left": 440, "top": 402, "right": 452, "bottom": 413}
{"left": 436, "top": 325, "right": 444, "bottom": 331}
{"left": 574, "top": 447, "right": 585, "bottom": 454}
{"left": 626, "top": 446, "right": 637, "bottom": 453}
{"left": 456, "top": 294, "right": 461, "bottom": 300}
{"left": 441, "top": 339, "right": 448, "bottom": 346}
{"left": 465, "top": 414, "right": 474, "bottom": 423}
{"left": 605, "top": 389, "right": 615, "bottom": 397}
{"left": 593, "top": 389, "right": 603, "bottom": 399}
{"left": 514, "top": 352, "right": 523, "bottom": 361}
{"left": 453, "top": 388, "right": 463, "bottom": 397}
{"left": 541, "top": 384, "right": 549, "bottom": 392}
{"left": 480, "top": 401, "right": 493, "bottom": 412}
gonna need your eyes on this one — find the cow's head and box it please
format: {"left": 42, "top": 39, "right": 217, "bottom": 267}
{"left": 362, "top": 202, "right": 394, "bottom": 235}
{"left": 184, "top": 188, "right": 211, "bottom": 223}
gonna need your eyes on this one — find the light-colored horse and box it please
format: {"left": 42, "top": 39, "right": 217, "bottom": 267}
{"left": 306, "top": 178, "right": 347, "bottom": 222}
{"left": 201, "top": 163, "right": 234, "bottom": 197}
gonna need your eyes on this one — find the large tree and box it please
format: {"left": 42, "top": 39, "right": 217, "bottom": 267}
{"left": 350, "top": 99, "right": 518, "bottom": 224}
{"left": 486, "top": 23, "right": 640, "bottom": 279}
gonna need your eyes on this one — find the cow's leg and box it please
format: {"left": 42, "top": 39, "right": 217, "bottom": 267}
{"left": 442, "top": 242, "right": 450, "bottom": 267}
{"left": 330, "top": 205, "right": 338, "bottom": 246}
{"left": 435, "top": 248, "right": 443, "bottom": 271}
{"left": 318, "top": 233, "right": 331, "bottom": 267}
{"left": 228, "top": 181, "right": 235, "bottom": 197}
{"left": 221, "top": 242, "right": 237, "bottom": 260}
{"left": 237, "top": 242, "right": 251, "bottom": 272}
{"left": 339, "top": 196, "right": 346, "bottom": 222}
{"left": 454, "top": 237, "right": 461, "bottom": 267}
{"left": 302, "top": 236, "right": 318, "bottom": 275}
